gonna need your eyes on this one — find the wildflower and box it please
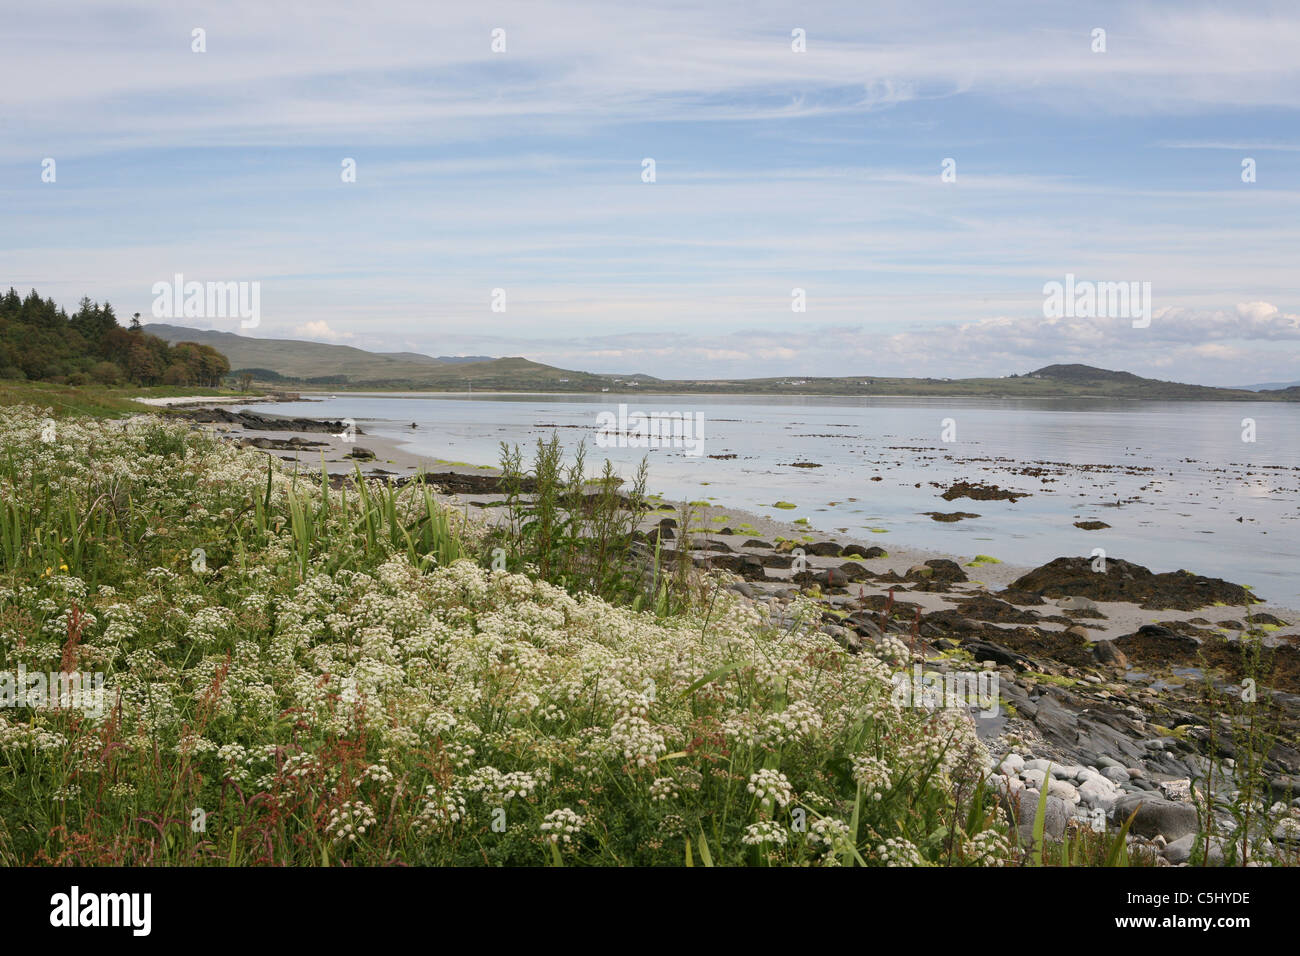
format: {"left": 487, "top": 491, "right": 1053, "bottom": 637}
{"left": 540, "top": 807, "right": 585, "bottom": 844}
{"left": 326, "top": 801, "right": 378, "bottom": 844}
{"left": 742, "top": 821, "right": 788, "bottom": 847}
{"left": 747, "top": 769, "right": 794, "bottom": 807}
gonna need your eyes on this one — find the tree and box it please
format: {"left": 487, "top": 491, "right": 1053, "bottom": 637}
{"left": 162, "top": 364, "right": 191, "bottom": 386}
{"left": 90, "top": 361, "right": 123, "bottom": 385}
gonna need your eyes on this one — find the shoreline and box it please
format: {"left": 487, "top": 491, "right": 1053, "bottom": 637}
{"left": 158, "top": 401, "right": 1300, "bottom": 853}
{"left": 180, "top": 404, "right": 1300, "bottom": 630}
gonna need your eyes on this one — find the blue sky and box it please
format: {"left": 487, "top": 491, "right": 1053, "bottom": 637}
{"left": 3, "top": 1, "right": 1299, "bottom": 384}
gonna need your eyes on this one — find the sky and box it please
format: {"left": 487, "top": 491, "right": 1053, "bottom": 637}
{"left": 3, "top": 1, "right": 1299, "bottom": 385}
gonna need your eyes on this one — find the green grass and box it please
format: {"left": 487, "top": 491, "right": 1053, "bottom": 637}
{"left": 0, "top": 381, "right": 250, "bottom": 418}
{"left": 0, "top": 404, "right": 1032, "bottom": 867}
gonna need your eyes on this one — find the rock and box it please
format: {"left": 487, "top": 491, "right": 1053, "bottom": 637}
{"left": 843, "top": 545, "right": 887, "bottom": 559}
{"left": 1016, "top": 792, "right": 1069, "bottom": 842}
{"left": 742, "top": 539, "right": 772, "bottom": 549}
{"left": 1092, "top": 641, "right": 1128, "bottom": 667}
{"left": 1009, "top": 556, "right": 1260, "bottom": 611}
{"left": 836, "top": 562, "right": 873, "bottom": 583}
{"left": 1048, "top": 778, "right": 1080, "bottom": 804}
{"left": 345, "top": 447, "right": 376, "bottom": 460}
{"left": 922, "top": 559, "right": 968, "bottom": 583}
{"left": 941, "top": 481, "right": 1030, "bottom": 502}
{"left": 1000, "top": 753, "right": 1026, "bottom": 775}
{"left": 1112, "top": 793, "right": 1199, "bottom": 841}
{"left": 1078, "top": 777, "right": 1120, "bottom": 811}
{"left": 804, "top": 541, "right": 843, "bottom": 557}
{"left": 1157, "top": 778, "right": 1192, "bottom": 802}
{"left": 1161, "top": 833, "right": 1224, "bottom": 865}
{"left": 960, "top": 640, "right": 1032, "bottom": 670}
{"left": 1102, "top": 766, "right": 1130, "bottom": 785}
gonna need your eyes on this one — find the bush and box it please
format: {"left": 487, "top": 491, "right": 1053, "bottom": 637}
{"left": 89, "top": 361, "right": 123, "bottom": 385}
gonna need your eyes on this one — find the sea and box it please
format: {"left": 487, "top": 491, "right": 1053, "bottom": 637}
{"left": 238, "top": 392, "right": 1300, "bottom": 609}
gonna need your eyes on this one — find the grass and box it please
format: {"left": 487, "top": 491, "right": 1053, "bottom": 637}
{"left": 0, "top": 404, "right": 1035, "bottom": 867}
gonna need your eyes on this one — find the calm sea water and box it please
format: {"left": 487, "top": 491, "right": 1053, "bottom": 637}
{"left": 242, "top": 393, "right": 1300, "bottom": 608}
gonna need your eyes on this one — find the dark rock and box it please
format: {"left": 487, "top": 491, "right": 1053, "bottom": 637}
{"left": 960, "top": 639, "right": 1033, "bottom": 670}
{"left": 843, "top": 545, "right": 887, "bottom": 559}
{"left": 837, "top": 562, "right": 873, "bottom": 583}
{"left": 940, "top": 481, "right": 1029, "bottom": 502}
{"left": 923, "top": 511, "right": 980, "bottom": 522}
{"left": 1009, "top": 556, "right": 1260, "bottom": 611}
{"left": 1111, "top": 793, "right": 1198, "bottom": 841}
{"left": 1093, "top": 641, "right": 1128, "bottom": 667}
{"left": 804, "top": 541, "right": 844, "bottom": 557}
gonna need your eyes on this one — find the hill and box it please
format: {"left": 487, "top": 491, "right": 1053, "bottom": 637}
{"left": 143, "top": 325, "right": 1298, "bottom": 401}
{"left": 146, "top": 324, "right": 616, "bottom": 390}
{"left": 1234, "top": 380, "right": 1300, "bottom": 391}
{"left": 146, "top": 324, "right": 452, "bottom": 383}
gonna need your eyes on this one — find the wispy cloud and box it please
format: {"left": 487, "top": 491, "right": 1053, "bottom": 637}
{"left": 3, "top": 0, "right": 1299, "bottom": 382}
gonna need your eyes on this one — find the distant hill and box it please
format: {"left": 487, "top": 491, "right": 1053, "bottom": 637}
{"left": 1233, "top": 380, "right": 1300, "bottom": 391}
{"left": 147, "top": 324, "right": 453, "bottom": 382}
{"left": 146, "top": 324, "right": 616, "bottom": 390}
{"left": 142, "top": 325, "right": 1298, "bottom": 400}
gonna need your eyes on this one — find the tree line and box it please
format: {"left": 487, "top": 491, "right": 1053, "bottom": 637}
{"left": 0, "top": 288, "right": 230, "bottom": 386}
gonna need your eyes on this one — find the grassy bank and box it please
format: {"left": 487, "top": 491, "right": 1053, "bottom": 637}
{"left": 0, "top": 380, "right": 255, "bottom": 419}
{"left": 0, "top": 403, "right": 1024, "bottom": 866}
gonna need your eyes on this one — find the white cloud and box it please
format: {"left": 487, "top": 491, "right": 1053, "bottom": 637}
{"left": 293, "top": 321, "right": 352, "bottom": 343}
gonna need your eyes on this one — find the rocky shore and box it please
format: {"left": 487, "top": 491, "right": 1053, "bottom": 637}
{"left": 649, "top": 526, "right": 1300, "bottom": 863}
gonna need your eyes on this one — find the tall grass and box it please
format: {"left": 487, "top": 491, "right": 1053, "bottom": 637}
{"left": 492, "top": 433, "right": 652, "bottom": 605}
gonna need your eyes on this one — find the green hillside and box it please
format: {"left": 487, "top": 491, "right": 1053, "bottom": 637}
{"left": 146, "top": 324, "right": 615, "bottom": 390}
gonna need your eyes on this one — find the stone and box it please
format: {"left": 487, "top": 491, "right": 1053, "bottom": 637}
{"left": 1093, "top": 641, "right": 1128, "bottom": 667}
{"left": 1048, "top": 778, "right": 1080, "bottom": 804}
{"left": 804, "top": 541, "right": 843, "bottom": 557}
{"left": 1102, "top": 766, "right": 1130, "bottom": 785}
{"left": 1016, "top": 792, "right": 1069, "bottom": 842}
{"left": 1112, "top": 793, "right": 1199, "bottom": 841}
{"left": 843, "top": 545, "right": 887, "bottom": 559}
{"left": 1000, "top": 753, "right": 1025, "bottom": 775}
{"left": 1161, "top": 833, "right": 1225, "bottom": 865}
{"left": 1078, "top": 777, "right": 1120, "bottom": 811}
